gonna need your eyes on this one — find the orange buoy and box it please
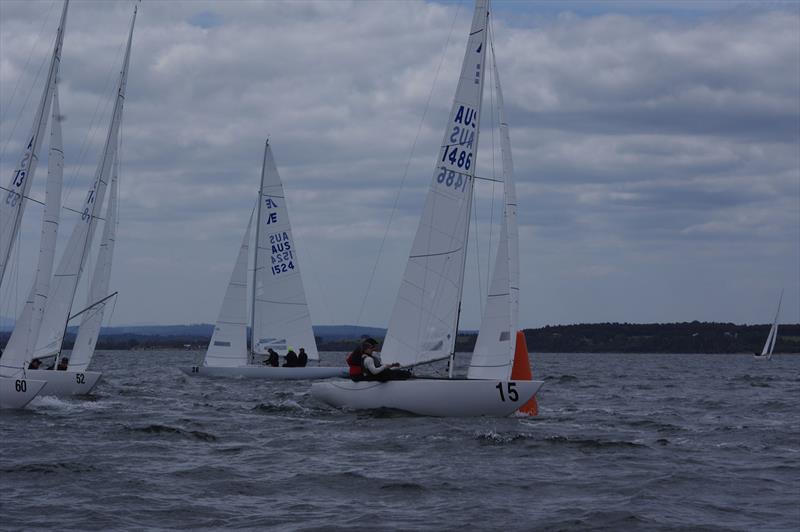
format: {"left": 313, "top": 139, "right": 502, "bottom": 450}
{"left": 511, "top": 330, "right": 538, "bottom": 416}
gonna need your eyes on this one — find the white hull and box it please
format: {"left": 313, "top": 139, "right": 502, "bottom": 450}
{"left": 311, "top": 379, "right": 544, "bottom": 417}
{"left": 179, "top": 365, "right": 348, "bottom": 380}
{"left": 25, "top": 369, "right": 102, "bottom": 397}
{"left": 0, "top": 377, "right": 47, "bottom": 409}
{"left": 753, "top": 354, "right": 772, "bottom": 360}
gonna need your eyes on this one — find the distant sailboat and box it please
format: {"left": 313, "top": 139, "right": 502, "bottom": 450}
{"left": 754, "top": 290, "right": 783, "bottom": 360}
{"left": 0, "top": 0, "right": 69, "bottom": 409}
{"left": 180, "top": 140, "right": 346, "bottom": 380}
{"left": 312, "top": 0, "right": 543, "bottom": 416}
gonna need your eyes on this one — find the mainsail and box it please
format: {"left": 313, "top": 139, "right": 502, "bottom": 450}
{"left": 251, "top": 141, "right": 318, "bottom": 360}
{"left": 204, "top": 209, "right": 254, "bottom": 368}
{"left": 381, "top": 0, "right": 489, "bottom": 367}
{"left": 0, "top": 0, "right": 68, "bottom": 288}
{"left": 468, "top": 36, "right": 520, "bottom": 380}
{"left": 69, "top": 153, "right": 119, "bottom": 372}
{"left": 34, "top": 4, "right": 137, "bottom": 362}
{"left": 0, "top": 89, "right": 64, "bottom": 377}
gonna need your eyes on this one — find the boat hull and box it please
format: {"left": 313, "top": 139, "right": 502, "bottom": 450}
{"left": 178, "top": 365, "right": 348, "bottom": 380}
{"left": 753, "top": 355, "right": 772, "bottom": 360}
{"left": 25, "top": 369, "right": 103, "bottom": 397}
{"left": 0, "top": 377, "right": 47, "bottom": 409}
{"left": 311, "top": 379, "right": 544, "bottom": 417}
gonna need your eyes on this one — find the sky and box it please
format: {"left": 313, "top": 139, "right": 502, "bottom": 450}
{"left": 0, "top": 0, "right": 798, "bottom": 329}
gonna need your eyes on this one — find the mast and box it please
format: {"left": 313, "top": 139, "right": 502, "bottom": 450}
{"left": 251, "top": 139, "right": 269, "bottom": 359}
{"left": 0, "top": 0, "right": 68, "bottom": 288}
{"left": 448, "top": 2, "right": 490, "bottom": 378}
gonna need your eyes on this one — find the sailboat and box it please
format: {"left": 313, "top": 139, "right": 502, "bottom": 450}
{"left": 10, "top": 3, "right": 138, "bottom": 397}
{"left": 0, "top": 0, "right": 69, "bottom": 409}
{"left": 312, "top": 0, "right": 543, "bottom": 416}
{"left": 180, "top": 140, "right": 347, "bottom": 380}
{"left": 754, "top": 290, "right": 783, "bottom": 360}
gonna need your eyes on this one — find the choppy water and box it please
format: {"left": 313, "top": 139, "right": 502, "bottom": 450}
{"left": 1, "top": 350, "right": 798, "bottom": 531}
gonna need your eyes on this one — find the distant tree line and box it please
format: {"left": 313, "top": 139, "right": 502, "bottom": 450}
{"left": 1, "top": 322, "right": 797, "bottom": 353}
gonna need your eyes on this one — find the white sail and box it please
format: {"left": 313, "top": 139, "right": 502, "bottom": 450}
{"left": 33, "top": 5, "right": 137, "bottom": 361}
{"left": 761, "top": 290, "right": 783, "bottom": 357}
{"left": 468, "top": 37, "right": 519, "bottom": 380}
{"left": 204, "top": 209, "right": 254, "bottom": 368}
{"left": 251, "top": 141, "right": 319, "bottom": 359}
{"left": 381, "top": 0, "right": 489, "bottom": 367}
{"left": 0, "top": 89, "right": 64, "bottom": 378}
{"left": 0, "top": 0, "right": 68, "bottom": 288}
{"left": 69, "top": 153, "right": 119, "bottom": 372}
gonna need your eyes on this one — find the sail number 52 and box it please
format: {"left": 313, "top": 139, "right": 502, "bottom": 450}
{"left": 495, "top": 382, "right": 518, "bottom": 402}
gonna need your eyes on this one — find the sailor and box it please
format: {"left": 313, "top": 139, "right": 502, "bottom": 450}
{"left": 266, "top": 349, "right": 279, "bottom": 367}
{"left": 346, "top": 338, "right": 377, "bottom": 380}
{"left": 28, "top": 358, "right": 42, "bottom": 370}
{"left": 56, "top": 357, "right": 69, "bottom": 371}
{"left": 283, "top": 348, "right": 299, "bottom": 367}
{"left": 297, "top": 348, "right": 308, "bottom": 367}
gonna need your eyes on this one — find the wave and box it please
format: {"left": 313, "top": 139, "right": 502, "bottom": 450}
{"left": 122, "top": 424, "right": 218, "bottom": 442}
{"left": 1, "top": 461, "right": 98, "bottom": 475}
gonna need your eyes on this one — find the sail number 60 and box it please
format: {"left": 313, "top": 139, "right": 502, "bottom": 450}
{"left": 495, "top": 382, "right": 518, "bottom": 402}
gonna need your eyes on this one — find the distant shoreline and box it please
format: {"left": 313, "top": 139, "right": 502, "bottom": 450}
{"left": 2, "top": 322, "right": 797, "bottom": 355}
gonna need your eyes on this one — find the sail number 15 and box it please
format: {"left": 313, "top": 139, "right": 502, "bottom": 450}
{"left": 495, "top": 382, "right": 518, "bottom": 402}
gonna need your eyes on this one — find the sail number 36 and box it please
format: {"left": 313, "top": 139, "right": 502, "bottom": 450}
{"left": 495, "top": 382, "right": 518, "bottom": 402}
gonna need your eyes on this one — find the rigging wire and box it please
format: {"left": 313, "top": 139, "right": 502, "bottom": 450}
{"left": 0, "top": 0, "right": 58, "bottom": 158}
{"left": 355, "top": 1, "right": 463, "bottom": 326}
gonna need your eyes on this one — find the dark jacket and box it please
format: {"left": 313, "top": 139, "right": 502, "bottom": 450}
{"left": 284, "top": 350, "right": 299, "bottom": 367}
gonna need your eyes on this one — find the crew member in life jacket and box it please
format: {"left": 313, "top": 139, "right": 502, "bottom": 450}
{"left": 347, "top": 338, "right": 411, "bottom": 382}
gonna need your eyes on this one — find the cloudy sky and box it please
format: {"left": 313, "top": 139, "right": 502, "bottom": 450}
{"left": 1, "top": 0, "right": 798, "bottom": 329}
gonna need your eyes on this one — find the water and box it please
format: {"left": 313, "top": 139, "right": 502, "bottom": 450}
{"left": 1, "top": 351, "right": 798, "bottom": 531}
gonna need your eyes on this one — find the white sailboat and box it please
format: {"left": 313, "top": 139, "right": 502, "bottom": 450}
{"left": 0, "top": 0, "right": 69, "bottom": 409}
{"left": 180, "top": 140, "right": 346, "bottom": 380}
{"left": 754, "top": 290, "right": 783, "bottom": 360}
{"left": 312, "top": 0, "right": 543, "bottom": 417}
{"left": 22, "top": 3, "right": 138, "bottom": 397}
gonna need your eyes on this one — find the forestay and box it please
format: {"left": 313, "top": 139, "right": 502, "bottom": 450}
{"left": 0, "top": 89, "right": 64, "bottom": 378}
{"left": 204, "top": 209, "right": 253, "bottom": 368}
{"left": 251, "top": 141, "right": 318, "bottom": 359}
{"left": 0, "top": 0, "right": 68, "bottom": 288}
{"left": 34, "top": 5, "right": 137, "bottom": 361}
{"left": 381, "top": 0, "right": 490, "bottom": 367}
{"left": 468, "top": 38, "right": 520, "bottom": 380}
{"left": 69, "top": 153, "right": 119, "bottom": 372}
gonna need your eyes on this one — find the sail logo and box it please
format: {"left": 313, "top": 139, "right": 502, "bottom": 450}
{"left": 264, "top": 212, "right": 278, "bottom": 225}
{"left": 265, "top": 198, "right": 279, "bottom": 209}
{"left": 269, "top": 231, "right": 295, "bottom": 275}
{"left": 454, "top": 105, "right": 477, "bottom": 128}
